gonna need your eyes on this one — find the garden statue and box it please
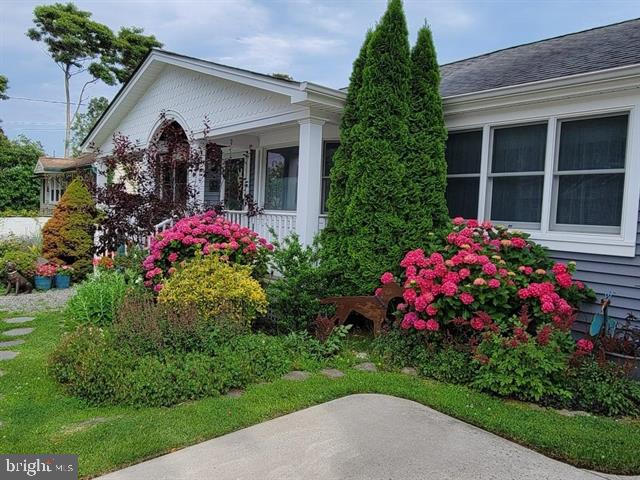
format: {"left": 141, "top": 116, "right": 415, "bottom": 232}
{"left": 317, "top": 281, "right": 404, "bottom": 336}
{"left": 4, "top": 261, "right": 33, "bottom": 295}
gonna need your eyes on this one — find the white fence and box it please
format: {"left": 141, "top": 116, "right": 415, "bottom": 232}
{"left": 0, "top": 217, "right": 49, "bottom": 239}
{"left": 226, "top": 211, "right": 296, "bottom": 243}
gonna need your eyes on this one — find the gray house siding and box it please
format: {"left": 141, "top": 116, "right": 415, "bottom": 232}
{"left": 551, "top": 199, "right": 640, "bottom": 333}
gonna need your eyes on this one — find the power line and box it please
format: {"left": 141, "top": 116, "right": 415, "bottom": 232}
{"left": 6, "top": 96, "right": 87, "bottom": 106}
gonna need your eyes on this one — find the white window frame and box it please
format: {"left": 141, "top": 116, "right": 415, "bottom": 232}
{"left": 259, "top": 142, "right": 300, "bottom": 213}
{"left": 321, "top": 140, "right": 340, "bottom": 215}
{"left": 444, "top": 99, "right": 639, "bottom": 257}
{"left": 445, "top": 129, "right": 483, "bottom": 219}
{"left": 485, "top": 122, "right": 548, "bottom": 230}
{"left": 549, "top": 112, "right": 629, "bottom": 235}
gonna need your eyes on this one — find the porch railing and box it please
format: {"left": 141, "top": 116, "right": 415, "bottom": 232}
{"left": 225, "top": 210, "right": 296, "bottom": 243}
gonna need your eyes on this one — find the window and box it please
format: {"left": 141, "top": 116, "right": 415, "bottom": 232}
{"left": 224, "top": 157, "right": 245, "bottom": 211}
{"left": 321, "top": 141, "right": 340, "bottom": 214}
{"left": 445, "top": 130, "right": 482, "bottom": 219}
{"left": 487, "top": 123, "right": 547, "bottom": 227}
{"left": 264, "top": 146, "right": 299, "bottom": 210}
{"left": 551, "top": 114, "right": 628, "bottom": 233}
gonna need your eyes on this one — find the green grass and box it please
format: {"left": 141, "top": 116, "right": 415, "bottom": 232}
{"left": 1, "top": 311, "right": 640, "bottom": 478}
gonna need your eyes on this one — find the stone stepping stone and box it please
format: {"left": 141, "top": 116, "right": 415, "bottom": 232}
{"left": 0, "top": 351, "right": 18, "bottom": 361}
{"left": 320, "top": 368, "right": 344, "bottom": 379}
{"left": 3, "top": 328, "right": 34, "bottom": 337}
{"left": 4, "top": 316, "right": 34, "bottom": 324}
{"left": 224, "top": 388, "right": 245, "bottom": 398}
{"left": 354, "top": 362, "right": 377, "bottom": 372}
{"left": 401, "top": 367, "right": 418, "bottom": 376}
{"left": 282, "top": 371, "right": 310, "bottom": 381}
{"left": 0, "top": 339, "right": 25, "bottom": 348}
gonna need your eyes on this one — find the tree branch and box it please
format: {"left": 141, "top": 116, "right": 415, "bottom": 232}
{"left": 71, "top": 77, "right": 98, "bottom": 125}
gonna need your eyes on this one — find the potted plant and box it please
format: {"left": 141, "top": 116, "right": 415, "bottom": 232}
{"left": 600, "top": 313, "right": 640, "bottom": 380}
{"left": 55, "top": 265, "right": 73, "bottom": 289}
{"left": 34, "top": 263, "right": 57, "bottom": 291}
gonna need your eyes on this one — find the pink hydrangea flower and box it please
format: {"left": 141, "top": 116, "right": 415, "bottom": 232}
{"left": 425, "top": 319, "right": 440, "bottom": 331}
{"left": 441, "top": 281, "right": 458, "bottom": 297}
{"left": 380, "top": 272, "right": 394, "bottom": 284}
{"left": 459, "top": 292, "right": 475, "bottom": 305}
{"left": 576, "top": 338, "right": 593, "bottom": 353}
{"left": 414, "top": 319, "right": 427, "bottom": 330}
{"left": 470, "top": 317, "right": 484, "bottom": 331}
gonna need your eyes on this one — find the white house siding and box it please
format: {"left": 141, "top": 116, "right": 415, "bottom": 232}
{"left": 96, "top": 65, "right": 307, "bottom": 153}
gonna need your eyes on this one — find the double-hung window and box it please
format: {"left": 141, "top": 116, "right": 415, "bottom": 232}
{"left": 487, "top": 123, "right": 547, "bottom": 228}
{"left": 551, "top": 114, "right": 628, "bottom": 234}
{"left": 445, "top": 130, "right": 482, "bottom": 219}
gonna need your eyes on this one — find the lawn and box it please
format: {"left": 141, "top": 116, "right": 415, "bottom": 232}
{"left": 1, "top": 310, "right": 639, "bottom": 478}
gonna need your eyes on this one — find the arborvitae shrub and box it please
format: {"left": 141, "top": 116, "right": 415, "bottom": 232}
{"left": 42, "top": 177, "right": 97, "bottom": 279}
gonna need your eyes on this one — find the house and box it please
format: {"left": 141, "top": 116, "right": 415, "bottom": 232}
{"left": 82, "top": 19, "right": 640, "bottom": 329}
{"left": 33, "top": 154, "right": 95, "bottom": 215}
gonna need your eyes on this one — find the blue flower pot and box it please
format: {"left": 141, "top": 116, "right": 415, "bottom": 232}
{"left": 55, "top": 274, "right": 71, "bottom": 289}
{"left": 34, "top": 275, "right": 53, "bottom": 291}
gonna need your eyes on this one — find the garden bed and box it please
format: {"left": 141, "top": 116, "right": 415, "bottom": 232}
{"left": 1, "top": 311, "right": 640, "bottom": 478}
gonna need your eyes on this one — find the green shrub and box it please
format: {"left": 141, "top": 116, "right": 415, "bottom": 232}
{"left": 42, "top": 177, "right": 97, "bottom": 280}
{"left": 265, "top": 234, "right": 327, "bottom": 333}
{"left": 49, "top": 327, "right": 297, "bottom": 407}
{"left": 373, "top": 325, "right": 429, "bottom": 369}
{"left": 563, "top": 358, "right": 640, "bottom": 417}
{"left": 0, "top": 237, "right": 40, "bottom": 282}
{"left": 49, "top": 327, "right": 131, "bottom": 404}
{"left": 158, "top": 254, "right": 267, "bottom": 329}
{"left": 64, "top": 271, "right": 127, "bottom": 330}
{"left": 419, "top": 347, "right": 475, "bottom": 385}
{"left": 112, "top": 296, "right": 203, "bottom": 355}
{"left": 473, "top": 331, "right": 572, "bottom": 402}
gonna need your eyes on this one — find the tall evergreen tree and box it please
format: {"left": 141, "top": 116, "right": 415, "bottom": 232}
{"left": 405, "top": 25, "right": 449, "bottom": 240}
{"left": 322, "top": 0, "right": 412, "bottom": 295}
{"left": 321, "top": 29, "right": 372, "bottom": 285}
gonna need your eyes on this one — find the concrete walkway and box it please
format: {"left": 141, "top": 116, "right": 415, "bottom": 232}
{"left": 95, "top": 394, "right": 631, "bottom": 480}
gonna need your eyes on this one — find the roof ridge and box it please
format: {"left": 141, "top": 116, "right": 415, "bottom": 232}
{"left": 441, "top": 17, "right": 640, "bottom": 68}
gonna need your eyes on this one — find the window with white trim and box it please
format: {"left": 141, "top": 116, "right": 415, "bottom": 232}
{"left": 551, "top": 114, "right": 628, "bottom": 234}
{"left": 444, "top": 112, "right": 631, "bottom": 240}
{"left": 321, "top": 141, "right": 339, "bottom": 214}
{"left": 445, "top": 130, "right": 482, "bottom": 219}
{"left": 264, "top": 146, "right": 299, "bottom": 210}
{"left": 487, "top": 123, "right": 547, "bottom": 228}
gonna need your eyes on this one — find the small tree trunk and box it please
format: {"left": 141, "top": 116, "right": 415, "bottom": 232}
{"left": 64, "top": 66, "right": 71, "bottom": 158}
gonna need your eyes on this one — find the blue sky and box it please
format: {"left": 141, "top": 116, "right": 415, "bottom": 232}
{"left": 1, "top": 0, "right": 639, "bottom": 156}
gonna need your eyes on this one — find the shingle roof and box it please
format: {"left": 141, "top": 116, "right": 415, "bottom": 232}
{"left": 35, "top": 154, "right": 95, "bottom": 174}
{"left": 440, "top": 18, "right": 640, "bottom": 97}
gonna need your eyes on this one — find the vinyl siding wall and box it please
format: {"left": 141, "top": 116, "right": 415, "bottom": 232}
{"left": 552, "top": 198, "right": 640, "bottom": 333}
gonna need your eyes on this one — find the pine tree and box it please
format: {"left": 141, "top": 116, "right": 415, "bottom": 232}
{"left": 322, "top": 0, "right": 412, "bottom": 295}
{"left": 42, "top": 177, "right": 97, "bottom": 279}
{"left": 404, "top": 25, "right": 449, "bottom": 241}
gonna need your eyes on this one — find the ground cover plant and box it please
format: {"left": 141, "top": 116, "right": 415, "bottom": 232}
{"left": 2, "top": 310, "right": 640, "bottom": 478}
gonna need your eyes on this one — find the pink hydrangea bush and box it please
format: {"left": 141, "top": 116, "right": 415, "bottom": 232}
{"left": 382, "top": 218, "right": 595, "bottom": 348}
{"left": 142, "top": 211, "right": 273, "bottom": 291}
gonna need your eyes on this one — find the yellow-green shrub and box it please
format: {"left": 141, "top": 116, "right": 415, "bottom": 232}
{"left": 158, "top": 254, "right": 267, "bottom": 329}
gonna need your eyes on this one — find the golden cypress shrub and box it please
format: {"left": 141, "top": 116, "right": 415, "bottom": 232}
{"left": 157, "top": 254, "right": 267, "bottom": 329}
{"left": 42, "top": 177, "right": 97, "bottom": 279}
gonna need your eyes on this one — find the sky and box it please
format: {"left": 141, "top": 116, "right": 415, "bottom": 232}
{"left": 1, "top": 0, "right": 639, "bottom": 156}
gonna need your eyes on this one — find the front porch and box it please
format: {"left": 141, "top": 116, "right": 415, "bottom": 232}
{"left": 190, "top": 117, "right": 339, "bottom": 244}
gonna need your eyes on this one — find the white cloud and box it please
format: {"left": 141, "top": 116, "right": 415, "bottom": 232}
{"left": 218, "top": 34, "right": 343, "bottom": 72}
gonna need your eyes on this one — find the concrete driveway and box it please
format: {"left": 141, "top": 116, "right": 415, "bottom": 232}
{"left": 95, "top": 394, "right": 632, "bottom": 480}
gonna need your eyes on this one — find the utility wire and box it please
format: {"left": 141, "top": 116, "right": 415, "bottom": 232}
{"left": 5, "top": 96, "right": 86, "bottom": 106}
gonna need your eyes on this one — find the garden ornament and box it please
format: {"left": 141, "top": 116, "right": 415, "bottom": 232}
{"left": 317, "top": 281, "right": 404, "bottom": 336}
{"left": 4, "top": 261, "right": 33, "bottom": 295}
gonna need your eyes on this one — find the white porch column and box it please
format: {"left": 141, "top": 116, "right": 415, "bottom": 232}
{"left": 188, "top": 140, "right": 206, "bottom": 209}
{"left": 296, "top": 118, "right": 325, "bottom": 245}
